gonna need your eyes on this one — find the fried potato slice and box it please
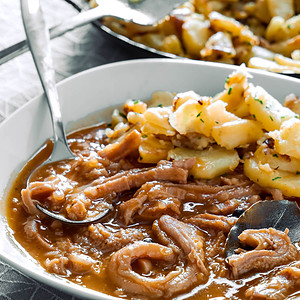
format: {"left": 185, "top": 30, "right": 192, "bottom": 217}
{"left": 212, "top": 119, "right": 263, "bottom": 150}
{"left": 209, "top": 11, "right": 259, "bottom": 46}
{"left": 244, "top": 157, "right": 300, "bottom": 197}
{"left": 266, "top": 0, "right": 294, "bottom": 20}
{"left": 138, "top": 135, "right": 174, "bottom": 163}
{"left": 182, "top": 14, "right": 212, "bottom": 57}
{"left": 245, "top": 84, "right": 297, "bottom": 131}
{"left": 142, "top": 107, "right": 176, "bottom": 136}
{"left": 200, "top": 32, "right": 236, "bottom": 60}
{"left": 248, "top": 57, "right": 300, "bottom": 73}
{"left": 214, "top": 67, "right": 250, "bottom": 118}
{"left": 168, "top": 145, "right": 239, "bottom": 179}
{"left": 269, "top": 118, "right": 300, "bottom": 160}
{"left": 169, "top": 98, "right": 212, "bottom": 136}
{"left": 253, "top": 144, "right": 300, "bottom": 173}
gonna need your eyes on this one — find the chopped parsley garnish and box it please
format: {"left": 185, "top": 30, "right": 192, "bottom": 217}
{"left": 228, "top": 87, "right": 232, "bottom": 95}
{"left": 295, "top": 115, "right": 299, "bottom": 119}
{"left": 157, "top": 104, "right": 163, "bottom": 107}
{"left": 142, "top": 134, "right": 148, "bottom": 138}
{"left": 198, "top": 136, "right": 202, "bottom": 140}
{"left": 129, "top": 0, "right": 143, "bottom": 3}
{"left": 273, "top": 154, "right": 278, "bottom": 157}
{"left": 297, "top": 171, "right": 300, "bottom": 175}
{"left": 107, "top": 123, "right": 112, "bottom": 127}
{"left": 196, "top": 111, "right": 202, "bottom": 118}
{"left": 281, "top": 116, "right": 286, "bottom": 119}
{"left": 272, "top": 176, "right": 281, "bottom": 181}
{"left": 287, "top": 24, "right": 291, "bottom": 29}
{"left": 139, "top": 156, "right": 143, "bottom": 160}
{"left": 119, "top": 112, "right": 127, "bottom": 119}
{"left": 254, "top": 98, "right": 263, "bottom": 105}
{"left": 215, "top": 121, "right": 219, "bottom": 124}
{"left": 225, "top": 76, "right": 230, "bottom": 84}
{"left": 200, "top": 118, "right": 205, "bottom": 123}
{"left": 269, "top": 115, "right": 274, "bottom": 121}
{"left": 133, "top": 100, "right": 140, "bottom": 104}
{"left": 252, "top": 114, "right": 256, "bottom": 119}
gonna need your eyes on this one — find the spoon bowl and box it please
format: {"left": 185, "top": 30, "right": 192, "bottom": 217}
{"left": 225, "top": 200, "right": 300, "bottom": 258}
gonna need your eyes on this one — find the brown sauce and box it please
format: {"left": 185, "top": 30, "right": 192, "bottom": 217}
{"left": 6, "top": 122, "right": 300, "bottom": 299}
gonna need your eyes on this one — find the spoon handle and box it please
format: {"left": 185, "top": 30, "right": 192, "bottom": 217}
{"left": 20, "top": 0, "right": 73, "bottom": 160}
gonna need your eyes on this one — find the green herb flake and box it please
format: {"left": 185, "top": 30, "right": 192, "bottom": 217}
{"left": 225, "top": 76, "right": 230, "bottom": 84}
{"left": 129, "top": 0, "right": 143, "bottom": 3}
{"left": 254, "top": 98, "right": 263, "bottom": 105}
{"left": 287, "top": 24, "right": 291, "bottom": 29}
{"left": 228, "top": 87, "right": 232, "bottom": 95}
{"left": 270, "top": 115, "right": 274, "bottom": 121}
{"left": 273, "top": 154, "right": 278, "bottom": 157}
{"left": 107, "top": 123, "right": 112, "bottom": 127}
{"left": 272, "top": 176, "right": 281, "bottom": 181}
{"left": 297, "top": 171, "right": 300, "bottom": 175}
{"left": 200, "top": 118, "right": 205, "bottom": 123}
{"left": 295, "top": 115, "right": 299, "bottom": 119}
{"left": 157, "top": 104, "right": 163, "bottom": 108}
{"left": 252, "top": 114, "right": 256, "bottom": 119}
{"left": 119, "top": 112, "right": 127, "bottom": 119}
{"left": 198, "top": 137, "right": 202, "bottom": 140}
{"left": 142, "top": 134, "right": 148, "bottom": 138}
{"left": 215, "top": 121, "right": 219, "bottom": 124}
{"left": 281, "top": 116, "right": 286, "bottom": 119}
{"left": 133, "top": 100, "right": 140, "bottom": 104}
{"left": 196, "top": 111, "right": 202, "bottom": 118}
{"left": 139, "top": 156, "right": 143, "bottom": 161}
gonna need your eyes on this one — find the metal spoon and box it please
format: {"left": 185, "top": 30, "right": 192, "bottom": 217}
{"left": 225, "top": 200, "right": 300, "bottom": 257}
{"left": 36, "top": 204, "right": 111, "bottom": 226}
{"left": 2, "top": 0, "right": 185, "bottom": 65}
{"left": 20, "top": 0, "right": 111, "bottom": 225}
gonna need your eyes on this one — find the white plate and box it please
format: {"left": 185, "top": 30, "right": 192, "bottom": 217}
{"left": 0, "top": 59, "right": 299, "bottom": 299}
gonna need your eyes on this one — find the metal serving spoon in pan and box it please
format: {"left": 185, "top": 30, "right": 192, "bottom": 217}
{"left": 225, "top": 200, "right": 300, "bottom": 257}
{"left": 2, "top": 0, "right": 185, "bottom": 65}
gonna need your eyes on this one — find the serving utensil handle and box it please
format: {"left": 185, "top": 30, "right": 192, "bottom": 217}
{"left": 1, "top": 0, "right": 150, "bottom": 65}
{"left": 20, "top": 0, "right": 73, "bottom": 160}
